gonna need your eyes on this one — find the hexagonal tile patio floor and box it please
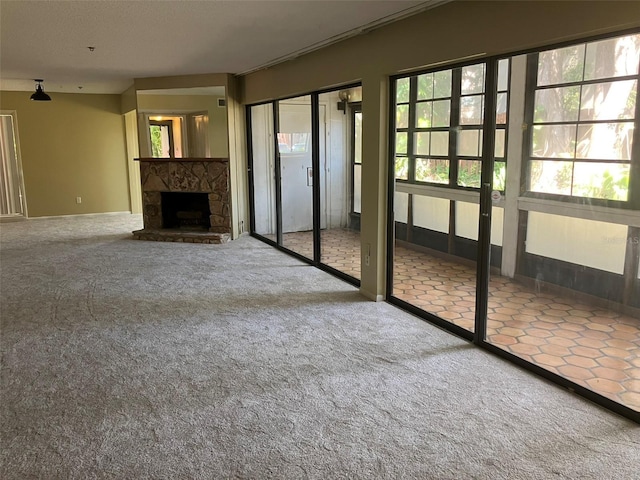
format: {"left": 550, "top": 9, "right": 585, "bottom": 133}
{"left": 393, "top": 245, "right": 640, "bottom": 412}
{"left": 277, "top": 229, "right": 361, "bottom": 279}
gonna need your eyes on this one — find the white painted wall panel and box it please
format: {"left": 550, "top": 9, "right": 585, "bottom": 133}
{"left": 526, "top": 211, "right": 627, "bottom": 274}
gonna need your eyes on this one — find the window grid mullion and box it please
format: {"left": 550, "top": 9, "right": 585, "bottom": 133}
{"left": 407, "top": 77, "right": 418, "bottom": 183}
{"left": 450, "top": 68, "right": 462, "bottom": 187}
{"left": 629, "top": 74, "right": 640, "bottom": 209}
{"left": 535, "top": 74, "right": 639, "bottom": 90}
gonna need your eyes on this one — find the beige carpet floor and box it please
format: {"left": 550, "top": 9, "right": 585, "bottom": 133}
{"left": 1, "top": 214, "right": 638, "bottom": 479}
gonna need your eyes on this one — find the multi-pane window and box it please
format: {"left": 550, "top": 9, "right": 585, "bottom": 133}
{"left": 527, "top": 33, "right": 640, "bottom": 202}
{"left": 414, "top": 70, "right": 452, "bottom": 184}
{"left": 395, "top": 77, "right": 410, "bottom": 180}
{"left": 457, "top": 61, "right": 510, "bottom": 189}
{"left": 393, "top": 60, "right": 510, "bottom": 190}
{"left": 353, "top": 109, "right": 362, "bottom": 214}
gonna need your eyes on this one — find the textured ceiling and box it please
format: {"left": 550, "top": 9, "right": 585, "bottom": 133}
{"left": 0, "top": 0, "right": 444, "bottom": 94}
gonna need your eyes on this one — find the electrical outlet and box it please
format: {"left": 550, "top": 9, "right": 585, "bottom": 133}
{"left": 365, "top": 243, "right": 371, "bottom": 266}
{"left": 76, "top": 196, "right": 82, "bottom": 204}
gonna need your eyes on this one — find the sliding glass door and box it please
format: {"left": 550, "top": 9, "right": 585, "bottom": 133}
{"left": 485, "top": 36, "right": 640, "bottom": 415}
{"left": 278, "top": 96, "right": 315, "bottom": 259}
{"left": 389, "top": 61, "right": 508, "bottom": 335}
{"left": 248, "top": 85, "right": 363, "bottom": 283}
{"left": 249, "top": 103, "right": 277, "bottom": 241}
{"left": 318, "top": 90, "right": 362, "bottom": 280}
{"left": 389, "top": 32, "right": 640, "bottom": 418}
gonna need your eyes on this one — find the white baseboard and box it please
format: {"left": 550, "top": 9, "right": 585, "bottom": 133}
{"left": 28, "top": 211, "right": 137, "bottom": 221}
{"left": 360, "top": 289, "right": 385, "bottom": 302}
{"left": 0, "top": 215, "right": 28, "bottom": 223}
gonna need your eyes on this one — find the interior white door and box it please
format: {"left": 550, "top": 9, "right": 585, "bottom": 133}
{"left": 0, "top": 114, "right": 26, "bottom": 217}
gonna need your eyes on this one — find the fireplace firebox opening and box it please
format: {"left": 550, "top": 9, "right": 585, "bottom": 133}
{"left": 161, "top": 192, "right": 211, "bottom": 231}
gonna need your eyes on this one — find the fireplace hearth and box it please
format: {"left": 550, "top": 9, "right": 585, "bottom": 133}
{"left": 132, "top": 158, "right": 231, "bottom": 244}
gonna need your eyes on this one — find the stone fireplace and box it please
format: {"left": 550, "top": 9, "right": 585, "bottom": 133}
{"left": 132, "top": 158, "right": 231, "bottom": 244}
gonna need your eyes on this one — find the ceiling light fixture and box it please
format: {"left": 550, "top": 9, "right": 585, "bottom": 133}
{"left": 30, "top": 79, "right": 51, "bottom": 101}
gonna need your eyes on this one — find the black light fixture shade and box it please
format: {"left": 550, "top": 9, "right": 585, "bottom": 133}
{"left": 30, "top": 79, "right": 51, "bottom": 101}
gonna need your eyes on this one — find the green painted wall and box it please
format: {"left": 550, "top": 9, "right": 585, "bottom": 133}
{"left": 0, "top": 91, "right": 130, "bottom": 217}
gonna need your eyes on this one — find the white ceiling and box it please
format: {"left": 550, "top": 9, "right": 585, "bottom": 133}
{"left": 0, "top": 0, "right": 446, "bottom": 94}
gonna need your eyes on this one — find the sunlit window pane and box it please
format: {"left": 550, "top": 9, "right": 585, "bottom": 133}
{"left": 461, "top": 63, "right": 485, "bottom": 95}
{"left": 396, "top": 104, "right": 409, "bottom": 128}
{"left": 529, "top": 160, "right": 573, "bottom": 195}
{"left": 396, "top": 78, "right": 410, "bottom": 103}
{"left": 416, "top": 102, "right": 432, "bottom": 128}
{"left": 537, "top": 44, "right": 585, "bottom": 86}
{"left": 353, "top": 164, "right": 362, "bottom": 213}
{"left": 354, "top": 112, "right": 362, "bottom": 164}
{"left": 414, "top": 132, "right": 430, "bottom": 155}
{"left": 494, "top": 161, "right": 506, "bottom": 191}
{"left": 496, "top": 92, "right": 508, "bottom": 124}
{"left": 572, "top": 162, "right": 629, "bottom": 200}
{"left": 431, "top": 131, "right": 449, "bottom": 156}
{"left": 416, "top": 158, "right": 449, "bottom": 184}
{"left": 460, "top": 95, "right": 484, "bottom": 125}
{"left": 584, "top": 34, "right": 640, "bottom": 80}
{"left": 498, "top": 59, "right": 510, "bottom": 91}
{"left": 576, "top": 122, "right": 634, "bottom": 160}
{"left": 395, "top": 156, "right": 408, "bottom": 180}
{"left": 457, "top": 159, "right": 482, "bottom": 188}
{"left": 395, "top": 132, "right": 408, "bottom": 155}
{"left": 579, "top": 80, "right": 636, "bottom": 121}
{"left": 458, "top": 129, "right": 482, "bottom": 157}
{"left": 432, "top": 100, "right": 451, "bottom": 127}
{"left": 531, "top": 125, "right": 576, "bottom": 158}
{"left": 417, "top": 73, "right": 433, "bottom": 100}
{"left": 534, "top": 86, "right": 580, "bottom": 123}
{"left": 433, "top": 70, "right": 452, "bottom": 99}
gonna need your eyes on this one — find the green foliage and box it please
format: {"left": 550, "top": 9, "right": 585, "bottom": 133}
{"left": 395, "top": 157, "right": 408, "bottom": 179}
{"left": 396, "top": 105, "right": 409, "bottom": 128}
{"left": 417, "top": 74, "right": 432, "bottom": 100}
{"left": 555, "top": 163, "right": 573, "bottom": 193}
{"left": 395, "top": 132, "right": 408, "bottom": 155}
{"left": 626, "top": 87, "right": 636, "bottom": 118}
{"left": 493, "top": 162, "right": 506, "bottom": 191}
{"left": 396, "top": 78, "right": 410, "bottom": 103}
{"left": 416, "top": 159, "right": 448, "bottom": 183}
{"left": 149, "top": 126, "right": 163, "bottom": 158}
{"left": 457, "top": 161, "right": 482, "bottom": 188}
{"left": 576, "top": 168, "right": 629, "bottom": 201}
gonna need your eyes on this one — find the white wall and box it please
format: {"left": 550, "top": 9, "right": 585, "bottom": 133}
{"left": 454, "top": 202, "right": 504, "bottom": 246}
{"left": 526, "top": 211, "right": 627, "bottom": 274}
{"left": 395, "top": 191, "right": 408, "bottom": 223}
{"left": 413, "top": 195, "right": 449, "bottom": 233}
